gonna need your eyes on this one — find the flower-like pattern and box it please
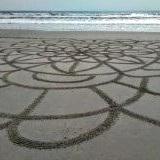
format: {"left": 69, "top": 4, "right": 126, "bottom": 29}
{"left": 0, "top": 38, "right": 160, "bottom": 149}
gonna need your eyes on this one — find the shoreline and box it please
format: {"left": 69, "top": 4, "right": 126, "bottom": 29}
{"left": 1, "top": 29, "right": 160, "bottom": 40}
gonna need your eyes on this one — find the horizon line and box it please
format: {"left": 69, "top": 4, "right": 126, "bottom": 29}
{"left": 0, "top": 9, "right": 160, "bottom": 12}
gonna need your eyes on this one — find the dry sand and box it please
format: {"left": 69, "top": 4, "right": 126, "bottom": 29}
{"left": 0, "top": 29, "right": 160, "bottom": 160}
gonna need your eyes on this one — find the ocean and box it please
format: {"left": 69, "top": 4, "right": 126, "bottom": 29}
{"left": 0, "top": 11, "right": 160, "bottom": 32}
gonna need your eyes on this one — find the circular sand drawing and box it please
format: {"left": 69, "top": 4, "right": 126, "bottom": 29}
{"left": 0, "top": 38, "right": 160, "bottom": 149}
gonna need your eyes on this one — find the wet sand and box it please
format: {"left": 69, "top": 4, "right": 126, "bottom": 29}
{"left": 0, "top": 30, "right": 160, "bottom": 160}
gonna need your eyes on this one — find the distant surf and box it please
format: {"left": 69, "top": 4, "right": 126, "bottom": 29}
{"left": 0, "top": 11, "right": 160, "bottom": 32}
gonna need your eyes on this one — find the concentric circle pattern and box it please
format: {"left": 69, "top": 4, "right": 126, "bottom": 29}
{"left": 0, "top": 38, "right": 160, "bottom": 149}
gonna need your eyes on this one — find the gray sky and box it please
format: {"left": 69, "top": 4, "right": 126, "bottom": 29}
{"left": 0, "top": 0, "right": 160, "bottom": 11}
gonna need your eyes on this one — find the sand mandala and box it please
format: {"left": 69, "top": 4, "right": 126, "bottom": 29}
{"left": 0, "top": 38, "right": 160, "bottom": 149}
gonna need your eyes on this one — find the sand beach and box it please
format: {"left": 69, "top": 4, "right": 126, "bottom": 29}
{"left": 0, "top": 30, "right": 160, "bottom": 160}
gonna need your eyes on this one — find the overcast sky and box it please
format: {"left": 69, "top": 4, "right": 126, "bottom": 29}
{"left": 0, "top": 0, "right": 160, "bottom": 11}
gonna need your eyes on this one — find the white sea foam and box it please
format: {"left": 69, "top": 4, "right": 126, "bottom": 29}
{"left": 0, "top": 11, "right": 160, "bottom": 32}
{"left": 1, "top": 18, "right": 160, "bottom": 25}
